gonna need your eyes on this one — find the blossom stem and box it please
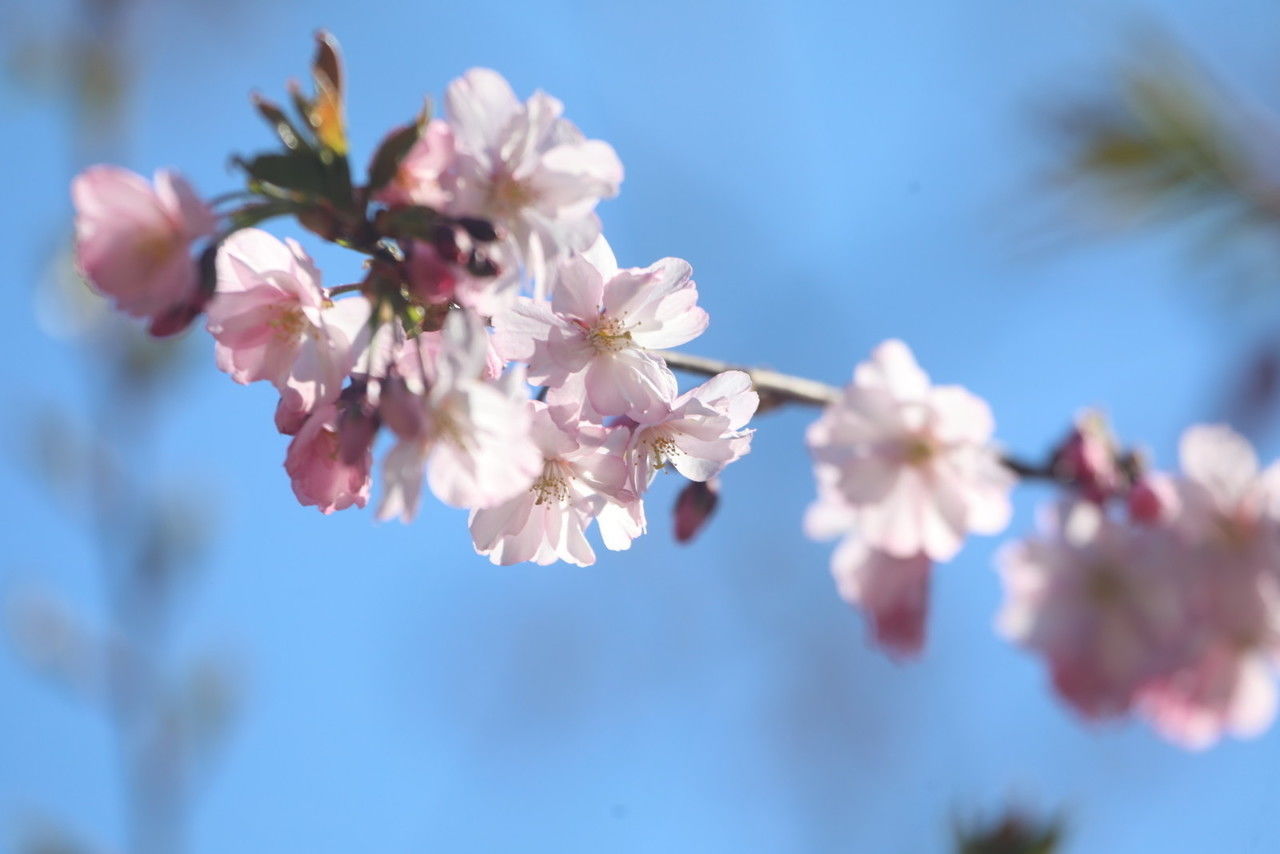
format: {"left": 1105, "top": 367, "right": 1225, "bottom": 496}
{"left": 659, "top": 349, "right": 1059, "bottom": 482}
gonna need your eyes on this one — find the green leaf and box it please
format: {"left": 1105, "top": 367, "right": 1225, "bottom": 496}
{"left": 366, "top": 121, "right": 421, "bottom": 194}
{"left": 251, "top": 92, "right": 311, "bottom": 153}
{"left": 228, "top": 200, "right": 300, "bottom": 230}
{"left": 236, "top": 151, "right": 330, "bottom": 199}
{"left": 375, "top": 205, "right": 444, "bottom": 241}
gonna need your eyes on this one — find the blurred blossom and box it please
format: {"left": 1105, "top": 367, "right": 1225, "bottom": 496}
{"left": 954, "top": 807, "right": 1064, "bottom": 854}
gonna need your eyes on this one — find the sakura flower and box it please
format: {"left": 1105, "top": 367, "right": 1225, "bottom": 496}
{"left": 72, "top": 165, "right": 216, "bottom": 321}
{"left": 206, "top": 229, "right": 371, "bottom": 420}
{"left": 444, "top": 68, "right": 623, "bottom": 292}
{"left": 1174, "top": 424, "right": 1280, "bottom": 566}
{"left": 284, "top": 402, "right": 371, "bottom": 514}
{"left": 625, "top": 370, "right": 757, "bottom": 492}
{"left": 996, "top": 502, "right": 1191, "bottom": 719}
{"left": 1132, "top": 424, "right": 1280, "bottom": 747}
{"left": 494, "top": 253, "right": 708, "bottom": 421}
{"left": 373, "top": 119, "right": 456, "bottom": 209}
{"left": 377, "top": 311, "right": 540, "bottom": 518}
{"left": 469, "top": 401, "right": 630, "bottom": 566}
{"left": 806, "top": 339, "right": 1013, "bottom": 561}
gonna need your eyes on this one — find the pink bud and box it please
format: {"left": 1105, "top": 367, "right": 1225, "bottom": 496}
{"left": 1128, "top": 473, "right": 1179, "bottom": 525}
{"left": 674, "top": 478, "right": 720, "bottom": 543}
{"left": 1050, "top": 412, "right": 1123, "bottom": 503}
{"left": 337, "top": 380, "right": 380, "bottom": 465}
{"left": 274, "top": 394, "right": 310, "bottom": 436}
{"left": 404, "top": 241, "right": 458, "bottom": 305}
{"left": 145, "top": 279, "right": 213, "bottom": 337}
{"left": 380, "top": 372, "right": 427, "bottom": 440}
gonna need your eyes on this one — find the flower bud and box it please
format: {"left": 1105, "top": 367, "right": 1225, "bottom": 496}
{"left": 673, "top": 478, "right": 720, "bottom": 543}
{"left": 404, "top": 241, "right": 457, "bottom": 306}
{"left": 380, "top": 371, "right": 427, "bottom": 440}
{"left": 1128, "top": 473, "right": 1179, "bottom": 525}
{"left": 1050, "top": 411, "right": 1123, "bottom": 503}
{"left": 275, "top": 395, "right": 310, "bottom": 436}
{"left": 337, "top": 379, "right": 381, "bottom": 465}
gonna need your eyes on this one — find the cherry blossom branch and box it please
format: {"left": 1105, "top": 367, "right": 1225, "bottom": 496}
{"left": 660, "top": 349, "right": 1065, "bottom": 483}
{"left": 657, "top": 350, "right": 840, "bottom": 409}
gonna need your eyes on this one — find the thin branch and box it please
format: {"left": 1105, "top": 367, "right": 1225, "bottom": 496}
{"left": 657, "top": 350, "right": 841, "bottom": 408}
{"left": 659, "top": 349, "right": 1062, "bottom": 484}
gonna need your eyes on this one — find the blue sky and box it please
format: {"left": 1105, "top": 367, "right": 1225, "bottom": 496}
{"left": 6, "top": 0, "right": 1280, "bottom": 851}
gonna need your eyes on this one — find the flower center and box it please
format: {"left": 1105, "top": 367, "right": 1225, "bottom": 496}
{"left": 648, "top": 434, "right": 680, "bottom": 471}
{"left": 134, "top": 228, "right": 179, "bottom": 275}
{"left": 269, "top": 305, "right": 307, "bottom": 342}
{"left": 588, "top": 314, "right": 633, "bottom": 353}
{"left": 531, "top": 462, "right": 571, "bottom": 505}
{"left": 902, "top": 436, "right": 935, "bottom": 466}
{"left": 489, "top": 172, "right": 536, "bottom": 215}
{"left": 1086, "top": 562, "right": 1126, "bottom": 606}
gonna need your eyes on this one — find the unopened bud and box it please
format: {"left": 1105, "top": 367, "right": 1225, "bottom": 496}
{"left": 380, "top": 371, "right": 427, "bottom": 440}
{"left": 1050, "top": 411, "right": 1123, "bottom": 503}
{"left": 1128, "top": 473, "right": 1179, "bottom": 525}
{"left": 147, "top": 281, "right": 214, "bottom": 337}
{"left": 337, "top": 380, "right": 380, "bottom": 465}
{"left": 404, "top": 241, "right": 457, "bottom": 305}
{"left": 275, "top": 395, "right": 309, "bottom": 436}
{"left": 674, "top": 478, "right": 720, "bottom": 543}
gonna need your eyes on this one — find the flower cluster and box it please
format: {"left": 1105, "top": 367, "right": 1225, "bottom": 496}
{"left": 67, "top": 32, "right": 1280, "bottom": 752}
{"left": 998, "top": 424, "right": 1280, "bottom": 748}
{"left": 70, "top": 39, "right": 756, "bottom": 567}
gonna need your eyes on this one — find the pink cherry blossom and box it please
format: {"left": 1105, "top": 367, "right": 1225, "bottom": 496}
{"left": 1130, "top": 425, "right": 1280, "bottom": 747}
{"left": 996, "top": 502, "right": 1191, "bottom": 719}
{"left": 376, "top": 311, "right": 540, "bottom": 518}
{"left": 373, "top": 119, "right": 456, "bottom": 209}
{"left": 443, "top": 68, "right": 623, "bottom": 292}
{"left": 72, "top": 165, "right": 216, "bottom": 321}
{"left": 493, "top": 253, "right": 708, "bottom": 421}
{"left": 469, "top": 401, "right": 630, "bottom": 566}
{"left": 284, "top": 402, "right": 372, "bottom": 514}
{"left": 1174, "top": 425, "right": 1280, "bottom": 564}
{"left": 625, "top": 370, "right": 757, "bottom": 492}
{"left": 206, "top": 229, "right": 371, "bottom": 419}
{"left": 806, "top": 339, "right": 1013, "bottom": 561}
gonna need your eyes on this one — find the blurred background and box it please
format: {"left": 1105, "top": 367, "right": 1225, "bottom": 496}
{"left": 4, "top": 0, "right": 1280, "bottom": 851}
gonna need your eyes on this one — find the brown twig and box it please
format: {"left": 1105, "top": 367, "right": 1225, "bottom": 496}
{"left": 659, "top": 350, "right": 1060, "bottom": 483}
